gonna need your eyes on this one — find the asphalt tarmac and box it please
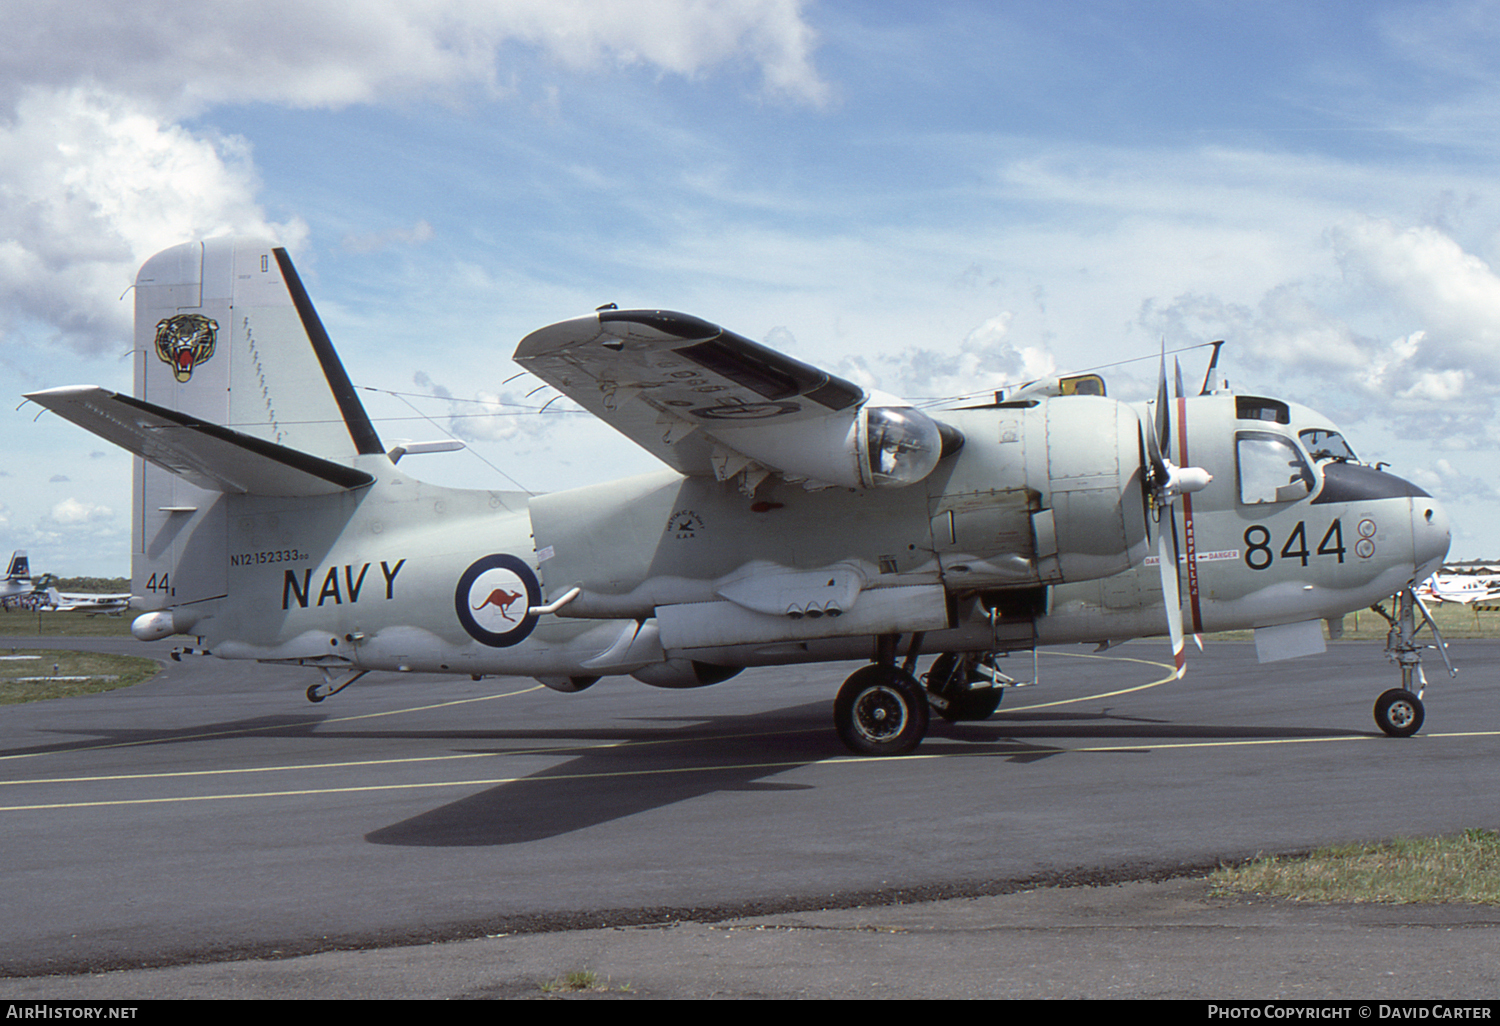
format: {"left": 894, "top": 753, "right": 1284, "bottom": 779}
{"left": 1, "top": 634, "right": 1496, "bottom": 999}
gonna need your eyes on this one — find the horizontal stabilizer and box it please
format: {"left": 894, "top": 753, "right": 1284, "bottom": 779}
{"left": 26, "top": 385, "right": 373, "bottom": 497}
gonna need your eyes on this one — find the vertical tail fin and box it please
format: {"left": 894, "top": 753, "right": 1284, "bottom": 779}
{"left": 5, "top": 552, "right": 28, "bottom": 580}
{"left": 135, "top": 238, "right": 382, "bottom": 456}
{"left": 131, "top": 237, "right": 382, "bottom": 623}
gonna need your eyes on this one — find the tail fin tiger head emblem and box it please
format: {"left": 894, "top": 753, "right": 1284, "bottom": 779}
{"left": 154, "top": 314, "right": 219, "bottom": 382}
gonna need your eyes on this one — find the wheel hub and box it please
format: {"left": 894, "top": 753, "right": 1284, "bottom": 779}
{"left": 853, "top": 686, "right": 907, "bottom": 742}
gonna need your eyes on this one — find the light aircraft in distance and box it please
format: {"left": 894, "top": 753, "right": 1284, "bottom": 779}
{"left": 34, "top": 582, "right": 132, "bottom": 614}
{"left": 0, "top": 553, "right": 129, "bottom": 613}
{"left": 25, "top": 238, "right": 1453, "bottom": 753}
{"left": 1416, "top": 572, "right": 1500, "bottom": 605}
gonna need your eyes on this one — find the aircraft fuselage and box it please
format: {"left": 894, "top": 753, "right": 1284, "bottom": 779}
{"left": 181, "top": 391, "right": 1446, "bottom": 687}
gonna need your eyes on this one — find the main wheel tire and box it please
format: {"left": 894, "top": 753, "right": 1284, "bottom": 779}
{"left": 834, "top": 665, "right": 930, "bottom": 756}
{"left": 1374, "top": 688, "right": 1424, "bottom": 737}
{"left": 924, "top": 653, "right": 1002, "bottom": 722}
{"left": 938, "top": 687, "right": 1002, "bottom": 722}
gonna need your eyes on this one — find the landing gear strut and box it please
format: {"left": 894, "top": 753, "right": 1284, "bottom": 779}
{"left": 1369, "top": 587, "right": 1455, "bottom": 737}
{"left": 306, "top": 667, "right": 369, "bottom": 703}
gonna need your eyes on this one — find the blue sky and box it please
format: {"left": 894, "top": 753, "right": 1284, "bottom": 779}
{"left": 6, "top": 0, "right": 1500, "bottom": 575}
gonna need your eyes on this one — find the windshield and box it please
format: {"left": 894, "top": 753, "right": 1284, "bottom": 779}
{"left": 1299, "top": 428, "right": 1358, "bottom": 463}
{"left": 1237, "top": 431, "right": 1316, "bottom": 504}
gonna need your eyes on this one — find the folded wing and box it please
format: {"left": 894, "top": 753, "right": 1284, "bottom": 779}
{"left": 515, "top": 309, "right": 952, "bottom": 492}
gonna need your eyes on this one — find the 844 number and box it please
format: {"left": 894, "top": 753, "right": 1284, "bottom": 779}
{"left": 1244, "top": 520, "right": 1346, "bottom": 571}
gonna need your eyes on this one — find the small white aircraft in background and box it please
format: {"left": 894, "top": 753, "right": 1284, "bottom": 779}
{"left": 1415, "top": 572, "right": 1500, "bottom": 605}
{"left": 25, "top": 237, "right": 1454, "bottom": 753}
{"left": 0, "top": 552, "right": 130, "bottom": 613}
{"left": 34, "top": 581, "right": 132, "bottom": 614}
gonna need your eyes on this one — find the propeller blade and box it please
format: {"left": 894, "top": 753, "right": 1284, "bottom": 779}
{"left": 1138, "top": 422, "right": 1155, "bottom": 541}
{"left": 1157, "top": 517, "right": 1185, "bottom": 679}
{"left": 1155, "top": 347, "right": 1171, "bottom": 464}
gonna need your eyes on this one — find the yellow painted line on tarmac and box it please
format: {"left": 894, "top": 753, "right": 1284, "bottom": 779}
{"left": 4, "top": 648, "right": 1491, "bottom": 813}
{"left": 6, "top": 728, "right": 1497, "bottom": 813}
{"left": 0, "top": 754, "right": 888, "bottom": 812}
{"left": 0, "top": 649, "right": 1170, "bottom": 767}
{"left": 0, "top": 748, "right": 560, "bottom": 787}
{"left": 0, "top": 722, "right": 833, "bottom": 789}
{"left": 1068, "top": 729, "right": 1500, "bottom": 754}
{"left": 0, "top": 683, "right": 547, "bottom": 763}
{"left": 990, "top": 649, "right": 1179, "bottom": 711}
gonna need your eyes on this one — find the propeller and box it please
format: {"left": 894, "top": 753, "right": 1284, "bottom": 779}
{"left": 1140, "top": 351, "right": 1213, "bottom": 679}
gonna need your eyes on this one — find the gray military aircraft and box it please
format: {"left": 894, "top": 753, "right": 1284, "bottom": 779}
{"left": 26, "top": 237, "right": 1452, "bottom": 754}
{"left": 0, "top": 552, "right": 34, "bottom": 609}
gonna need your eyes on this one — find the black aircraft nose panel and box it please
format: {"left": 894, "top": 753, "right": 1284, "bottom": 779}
{"left": 1311, "top": 461, "right": 1430, "bottom": 504}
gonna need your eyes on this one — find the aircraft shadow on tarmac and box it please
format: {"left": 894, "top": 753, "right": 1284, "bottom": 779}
{"left": 0, "top": 713, "right": 334, "bottom": 760}
{"left": 363, "top": 702, "right": 1371, "bottom": 849}
{"left": 0, "top": 692, "right": 1369, "bottom": 848}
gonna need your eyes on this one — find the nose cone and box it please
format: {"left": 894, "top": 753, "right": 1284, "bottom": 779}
{"left": 1412, "top": 497, "right": 1451, "bottom": 583}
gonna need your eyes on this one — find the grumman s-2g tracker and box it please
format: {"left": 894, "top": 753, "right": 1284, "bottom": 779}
{"left": 26, "top": 237, "right": 1453, "bottom": 755}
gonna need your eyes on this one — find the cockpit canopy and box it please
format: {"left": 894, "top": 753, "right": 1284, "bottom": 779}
{"left": 1298, "top": 428, "right": 1359, "bottom": 463}
{"left": 1232, "top": 394, "right": 1422, "bottom": 507}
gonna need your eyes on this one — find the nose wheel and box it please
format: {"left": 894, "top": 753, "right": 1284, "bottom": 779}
{"left": 1374, "top": 688, "right": 1425, "bottom": 738}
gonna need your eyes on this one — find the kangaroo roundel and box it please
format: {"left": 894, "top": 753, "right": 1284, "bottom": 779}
{"left": 455, "top": 555, "right": 541, "bottom": 647}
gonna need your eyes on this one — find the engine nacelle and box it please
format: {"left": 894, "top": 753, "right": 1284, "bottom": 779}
{"left": 535, "top": 675, "right": 600, "bottom": 693}
{"left": 631, "top": 659, "right": 744, "bottom": 689}
{"left": 1030, "top": 396, "right": 1150, "bottom": 583}
{"left": 711, "top": 391, "right": 946, "bottom": 490}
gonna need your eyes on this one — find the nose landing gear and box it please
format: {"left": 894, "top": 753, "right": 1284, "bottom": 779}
{"left": 1369, "top": 587, "right": 1454, "bottom": 737}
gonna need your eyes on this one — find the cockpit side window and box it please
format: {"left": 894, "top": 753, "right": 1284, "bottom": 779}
{"left": 1237, "top": 431, "right": 1316, "bottom": 504}
{"left": 1236, "top": 397, "right": 1290, "bottom": 424}
{"left": 1298, "top": 428, "right": 1358, "bottom": 463}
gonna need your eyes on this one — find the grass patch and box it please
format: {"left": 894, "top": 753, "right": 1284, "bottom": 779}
{"left": 0, "top": 607, "right": 134, "bottom": 638}
{"left": 1340, "top": 599, "right": 1500, "bottom": 641}
{"left": 542, "top": 969, "right": 603, "bottom": 993}
{"left": 0, "top": 649, "right": 160, "bottom": 704}
{"left": 540, "top": 968, "right": 633, "bottom": 995}
{"left": 1209, "top": 829, "right": 1500, "bottom": 905}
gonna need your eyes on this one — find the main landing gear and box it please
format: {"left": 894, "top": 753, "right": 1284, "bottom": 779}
{"left": 833, "top": 664, "right": 929, "bottom": 756}
{"left": 1368, "top": 587, "right": 1455, "bottom": 738}
{"left": 832, "top": 636, "right": 1017, "bottom": 756}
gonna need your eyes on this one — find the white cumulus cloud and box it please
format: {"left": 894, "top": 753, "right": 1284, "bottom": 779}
{"left": 3, "top": 0, "right": 828, "bottom": 114}
{"left": 0, "top": 1, "right": 826, "bottom": 356}
{"left": 0, "top": 86, "right": 304, "bottom": 353}
{"left": 46, "top": 498, "right": 113, "bottom": 526}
